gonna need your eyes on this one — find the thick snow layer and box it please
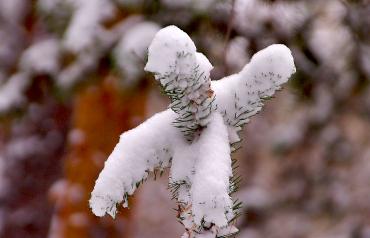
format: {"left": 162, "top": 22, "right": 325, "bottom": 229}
{"left": 20, "top": 39, "right": 60, "bottom": 76}
{"left": 145, "top": 25, "right": 197, "bottom": 74}
{"left": 90, "top": 109, "right": 185, "bottom": 217}
{"left": 213, "top": 44, "right": 296, "bottom": 129}
{"left": 114, "top": 22, "right": 160, "bottom": 85}
{"left": 0, "top": 73, "right": 29, "bottom": 113}
{"left": 191, "top": 112, "right": 233, "bottom": 227}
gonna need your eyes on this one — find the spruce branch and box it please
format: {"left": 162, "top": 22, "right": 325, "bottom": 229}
{"left": 90, "top": 25, "right": 296, "bottom": 238}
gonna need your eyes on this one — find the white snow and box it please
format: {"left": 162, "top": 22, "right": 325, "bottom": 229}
{"left": 170, "top": 142, "right": 196, "bottom": 184}
{"left": 191, "top": 112, "right": 233, "bottom": 227}
{"left": 213, "top": 44, "right": 296, "bottom": 129}
{"left": 145, "top": 25, "right": 215, "bottom": 139}
{"left": 90, "top": 109, "right": 185, "bottom": 217}
{"left": 145, "top": 25, "right": 197, "bottom": 75}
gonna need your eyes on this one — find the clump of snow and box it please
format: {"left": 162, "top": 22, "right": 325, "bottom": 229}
{"left": 114, "top": 22, "right": 160, "bottom": 85}
{"left": 90, "top": 25, "right": 295, "bottom": 237}
{"left": 145, "top": 25, "right": 197, "bottom": 76}
{"left": 0, "top": 73, "right": 30, "bottom": 113}
{"left": 213, "top": 44, "right": 296, "bottom": 130}
{"left": 145, "top": 25, "right": 215, "bottom": 140}
{"left": 191, "top": 112, "right": 233, "bottom": 227}
{"left": 20, "top": 39, "right": 60, "bottom": 76}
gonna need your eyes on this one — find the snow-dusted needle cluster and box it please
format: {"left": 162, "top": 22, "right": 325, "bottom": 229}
{"left": 145, "top": 26, "right": 216, "bottom": 141}
{"left": 90, "top": 25, "right": 296, "bottom": 238}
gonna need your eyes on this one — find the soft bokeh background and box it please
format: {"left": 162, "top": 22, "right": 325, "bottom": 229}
{"left": 0, "top": 0, "right": 369, "bottom": 237}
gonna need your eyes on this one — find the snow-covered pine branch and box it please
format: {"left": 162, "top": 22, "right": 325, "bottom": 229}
{"left": 90, "top": 109, "right": 184, "bottom": 217}
{"left": 145, "top": 25, "right": 216, "bottom": 141}
{"left": 213, "top": 44, "right": 296, "bottom": 146}
{"left": 90, "top": 25, "right": 296, "bottom": 238}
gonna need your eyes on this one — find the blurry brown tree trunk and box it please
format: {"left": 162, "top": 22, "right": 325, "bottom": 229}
{"left": 49, "top": 75, "right": 149, "bottom": 238}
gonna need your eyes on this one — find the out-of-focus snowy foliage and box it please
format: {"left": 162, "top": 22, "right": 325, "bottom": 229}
{"left": 63, "top": 0, "right": 116, "bottom": 53}
{"left": 114, "top": 22, "right": 160, "bottom": 86}
{"left": 0, "top": 74, "right": 29, "bottom": 113}
{"left": 90, "top": 25, "right": 295, "bottom": 237}
{"left": 20, "top": 39, "right": 61, "bottom": 76}
{"left": 0, "top": 0, "right": 370, "bottom": 238}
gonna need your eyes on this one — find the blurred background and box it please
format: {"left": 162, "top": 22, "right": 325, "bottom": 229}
{"left": 0, "top": 0, "right": 369, "bottom": 237}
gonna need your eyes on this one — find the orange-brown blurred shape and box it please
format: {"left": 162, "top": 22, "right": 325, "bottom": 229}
{"left": 48, "top": 75, "right": 149, "bottom": 238}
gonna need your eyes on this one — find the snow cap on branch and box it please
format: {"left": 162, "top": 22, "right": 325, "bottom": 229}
{"left": 145, "top": 25, "right": 215, "bottom": 140}
{"left": 213, "top": 44, "right": 296, "bottom": 132}
{"left": 90, "top": 109, "right": 184, "bottom": 217}
{"left": 191, "top": 112, "right": 233, "bottom": 227}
